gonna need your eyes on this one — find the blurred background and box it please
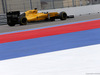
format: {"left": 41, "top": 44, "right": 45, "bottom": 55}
{"left": 0, "top": 0, "right": 100, "bottom": 14}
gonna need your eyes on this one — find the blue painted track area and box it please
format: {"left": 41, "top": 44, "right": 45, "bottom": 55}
{"left": 0, "top": 28, "right": 100, "bottom": 60}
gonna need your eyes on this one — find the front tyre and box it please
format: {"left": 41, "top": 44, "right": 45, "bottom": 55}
{"left": 59, "top": 12, "right": 67, "bottom": 20}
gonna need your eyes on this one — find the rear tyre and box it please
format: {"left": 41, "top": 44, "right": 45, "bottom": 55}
{"left": 19, "top": 17, "right": 27, "bottom": 25}
{"left": 59, "top": 12, "right": 67, "bottom": 20}
{"left": 18, "top": 14, "right": 27, "bottom": 25}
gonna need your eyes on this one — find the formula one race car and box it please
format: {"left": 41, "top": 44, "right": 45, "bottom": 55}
{"left": 6, "top": 8, "right": 74, "bottom": 26}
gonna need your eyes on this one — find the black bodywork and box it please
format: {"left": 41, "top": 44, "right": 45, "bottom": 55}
{"left": 6, "top": 11, "right": 20, "bottom": 25}
{"left": 6, "top": 11, "right": 27, "bottom": 26}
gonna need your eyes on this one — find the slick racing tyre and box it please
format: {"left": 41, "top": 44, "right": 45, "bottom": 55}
{"left": 19, "top": 17, "right": 27, "bottom": 25}
{"left": 19, "top": 13, "right": 27, "bottom": 25}
{"left": 59, "top": 12, "right": 67, "bottom": 20}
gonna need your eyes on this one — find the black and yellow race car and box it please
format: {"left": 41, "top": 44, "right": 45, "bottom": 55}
{"left": 6, "top": 8, "right": 74, "bottom": 26}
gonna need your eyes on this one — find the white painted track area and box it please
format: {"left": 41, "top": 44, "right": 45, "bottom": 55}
{"left": 0, "top": 44, "right": 100, "bottom": 75}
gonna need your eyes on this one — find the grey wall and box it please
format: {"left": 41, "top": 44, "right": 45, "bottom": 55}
{"left": 0, "top": 0, "right": 3, "bottom": 14}
{"left": 0, "top": 0, "right": 100, "bottom": 14}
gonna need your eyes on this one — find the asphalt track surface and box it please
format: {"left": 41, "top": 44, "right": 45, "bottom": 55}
{"left": 0, "top": 13, "right": 100, "bottom": 33}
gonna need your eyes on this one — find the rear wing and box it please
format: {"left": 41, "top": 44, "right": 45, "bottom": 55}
{"left": 6, "top": 11, "right": 20, "bottom": 18}
{"left": 6, "top": 11, "right": 20, "bottom": 25}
